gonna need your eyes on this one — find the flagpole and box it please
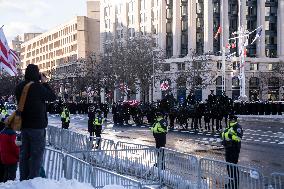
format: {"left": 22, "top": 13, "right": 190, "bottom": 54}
{"left": 221, "top": 0, "right": 226, "bottom": 94}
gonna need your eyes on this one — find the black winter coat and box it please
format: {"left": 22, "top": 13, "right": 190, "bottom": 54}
{"left": 15, "top": 81, "right": 56, "bottom": 130}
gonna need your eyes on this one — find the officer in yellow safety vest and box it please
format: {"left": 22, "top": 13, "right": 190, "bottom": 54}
{"left": 92, "top": 109, "right": 105, "bottom": 149}
{"left": 150, "top": 112, "right": 168, "bottom": 149}
{"left": 0, "top": 106, "right": 8, "bottom": 123}
{"left": 221, "top": 114, "right": 243, "bottom": 189}
{"left": 61, "top": 106, "right": 70, "bottom": 129}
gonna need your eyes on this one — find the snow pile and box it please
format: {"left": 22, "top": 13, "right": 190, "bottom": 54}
{"left": 0, "top": 178, "right": 124, "bottom": 189}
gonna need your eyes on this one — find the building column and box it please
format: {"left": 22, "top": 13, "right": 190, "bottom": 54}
{"left": 188, "top": 0, "right": 196, "bottom": 54}
{"left": 220, "top": 0, "right": 229, "bottom": 49}
{"left": 172, "top": 0, "right": 181, "bottom": 57}
{"left": 278, "top": 0, "right": 284, "bottom": 58}
{"left": 204, "top": 0, "right": 213, "bottom": 53}
{"left": 146, "top": 0, "right": 152, "bottom": 34}
{"left": 257, "top": 0, "right": 266, "bottom": 58}
{"left": 159, "top": 0, "right": 167, "bottom": 50}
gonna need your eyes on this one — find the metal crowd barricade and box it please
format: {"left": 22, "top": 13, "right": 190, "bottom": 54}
{"left": 115, "top": 141, "right": 152, "bottom": 150}
{"left": 47, "top": 126, "right": 116, "bottom": 153}
{"left": 70, "top": 148, "right": 160, "bottom": 185}
{"left": 43, "top": 148, "right": 65, "bottom": 180}
{"left": 65, "top": 154, "right": 142, "bottom": 188}
{"left": 270, "top": 173, "right": 284, "bottom": 189}
{"left": 90, "top": 136, "right": 116, "bottom": 151}
{"left": 198, "top": 158, "right": 264, "bottom": 189}
{"left": 160, "top": 148, "right": 199, "bottom": 189}
{"left": 46, "top": 125, "right": 62, "bottom": 149}
{"left": 43, "top": 148, "right": 143, "bottom": 188}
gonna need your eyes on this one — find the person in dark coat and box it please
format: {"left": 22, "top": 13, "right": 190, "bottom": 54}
{"left": 0, "top": 125, "right": 20, "bottom": 182}
{"left": 15, "top": 64, "right": 56, "bottom": 181}
{"left": 88, "top": 105, "right": 96, "bottom": 140}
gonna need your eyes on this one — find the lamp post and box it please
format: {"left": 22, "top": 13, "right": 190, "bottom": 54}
{"left": 152, "top": 52, "right": 155, "bottom": 102}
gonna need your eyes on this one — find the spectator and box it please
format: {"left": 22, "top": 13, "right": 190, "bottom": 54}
{"left": 0, "top": 125, "right": 20, "bottom": 182}
{"left": 0, "top": 118, "right": 6, "bottom": 182}
{"left": 15, "top": 64, "right": 56, "bottom": 181}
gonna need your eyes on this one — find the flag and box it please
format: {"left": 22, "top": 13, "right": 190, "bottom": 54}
{"left": 160, "top": 81, "right": 169, "bottom": 91}
{"left": 251, "top": 27, "right": 262, "bottom": 45}
{"left": 214, "top": 26, "right": 222, "bottom": 40}
{"left": 0, "top": 28, "right": 18, "bottom": 76}
{"left": 226, "top": 43, "right": 231, "bottom": 49}
{"left": 243, "top": 48, "right": 247, "bottom": 57}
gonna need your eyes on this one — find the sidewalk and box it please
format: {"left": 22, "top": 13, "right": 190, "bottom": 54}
{"left": 237, "top": 114, "right": 284, "bottom": 122}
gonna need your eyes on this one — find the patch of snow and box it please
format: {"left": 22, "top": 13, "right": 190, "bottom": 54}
{"left": 0, "top": 178, "right": 94, "bottom": 189}
{"left": 102, "top": 185, "right": 126, "bottom": 189}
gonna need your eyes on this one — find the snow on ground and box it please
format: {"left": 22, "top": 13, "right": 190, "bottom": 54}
{"left": 0, "top": 178, "right": 125, "bottom": 189}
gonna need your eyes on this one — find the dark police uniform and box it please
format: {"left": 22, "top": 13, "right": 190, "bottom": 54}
{"left": 221, "top": 115, "right": 243, "bottom": 189}
{"left": 151, "top": 113, "right": 168, "bottom": 148}
{"left": 61, "top": 107, "right": 70, "bottom": 129}
{"left": 93, "top": 111, "right": 105, "bottom": 149}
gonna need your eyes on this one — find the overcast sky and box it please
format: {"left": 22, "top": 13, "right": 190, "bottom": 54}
{"left": 0, "top": 0, "right": 86, "bottom": 42}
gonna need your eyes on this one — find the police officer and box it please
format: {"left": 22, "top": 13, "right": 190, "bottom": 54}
{"left": 88, "top": 105, "right": 96, "bottom": 140}
{"left": 221, "top": 115, "right": 243, "bottom": 189}
{"left": 61, "top": 105, "right": 70, "bottom": 129}
{"left": 93, "top": 109, "right": 105, "bottom": 149}
{"left": 151, "top": 112, "right": 168, "bottom": 169}
{"left": 151, "top": 112, "right": 168, "bottom": 149}
{"left": 0, "top": 106, "right": 8, "bottom": 122}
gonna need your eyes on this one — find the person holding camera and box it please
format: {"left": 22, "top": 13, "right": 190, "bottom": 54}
{"left": 15, "top": 64, "right": 56, "bottom": 181}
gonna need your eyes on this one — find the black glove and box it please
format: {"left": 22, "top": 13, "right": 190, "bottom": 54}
{"left": 228, "top": 133, "right": 232, "bottom": 139}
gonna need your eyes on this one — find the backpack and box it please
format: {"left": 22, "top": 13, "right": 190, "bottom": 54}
{"left": 5, "top": 82, "right": 33, "bottom": 131}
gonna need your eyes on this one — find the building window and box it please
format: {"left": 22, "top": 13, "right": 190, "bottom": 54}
{"left": 177, "top": 63, "right": 185, "bottom": 71}
{"left": 217, "top": 61, "right": 222, "bottom": 70}
{"left": 250, "top": 63, "right": 259, "bottom": 71}
{"left": 233, "top": 62, "right": 240, "bottom": 70}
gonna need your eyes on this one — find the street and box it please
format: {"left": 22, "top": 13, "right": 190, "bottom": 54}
{"left": 48, "top": 114, "right": 284, "bottom": 176}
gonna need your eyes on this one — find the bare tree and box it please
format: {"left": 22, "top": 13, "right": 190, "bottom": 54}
{"left": 100, "top": 35, "right": 165, "bottom": 101}
{"left": 180, "top": 49, "right": 217, "bottom": 91}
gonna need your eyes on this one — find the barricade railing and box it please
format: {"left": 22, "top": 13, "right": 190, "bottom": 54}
{"left": 46, "top": 126, "right": 115, "bottom": 153}
{"left": 115, "top": 141, "right": 152, "bottom": 150}
{"left": 43, "top": 147, "right": 143, "bottom": 188}
{"left": 198, "top": 158, "right": 264, "bottom": 189}
{"left": 43, "top": 148, "right": 65, "bottom": 180}
{"left": 159, "top": 147, "right": 199, "bottom": 189}
{"left": 269, "top": 172, "right": 284, "bottom": 189}
{"left": 69, "top": 148, "right": 161, "bottom": 185}
{"left": 46, "top": 125, "right": 284, "bottom": 189}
